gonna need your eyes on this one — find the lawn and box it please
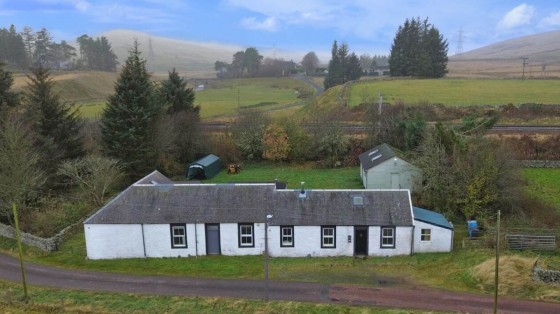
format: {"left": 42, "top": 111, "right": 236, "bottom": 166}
{"left": 206, "top": 162, "right": 363, "bottom": 189}
{"left": 348, "top": 79, "right": 560, "bottom": 107}
{"left": 523, "top": 168, "right": 560, "bottom": 210}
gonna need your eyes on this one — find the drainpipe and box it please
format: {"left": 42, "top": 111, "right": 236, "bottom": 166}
{"left": 141, "top": 224, "right": 147, "bottom": 258}
{"left": 410, "top": 225, "right": 415, "bottom": 256}
{"left": 195, "top": 223, "right": 199, "bottom": 257}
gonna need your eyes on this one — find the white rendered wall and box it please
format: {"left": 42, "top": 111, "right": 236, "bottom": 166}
{"left": 368, "top": 226, "right": 413, "bottom": 256}
{"left": 219, "top": 223, "right": 264, "bottom": 256}
{"left": 413, "top": 221, "right": 453, "bottom": 253}
{"left": 143, "top": 224, "right": 198, "bottom": 258}
{"left": 365, "top": 158, "right": 419, "bottom": 192}
{"left": 268, "top": 226, "right": 354, "bottom": 257}
{"left": 85, "top": 224, "right": 144, "bottom": 259}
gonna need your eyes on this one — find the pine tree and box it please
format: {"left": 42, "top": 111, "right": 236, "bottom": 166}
{"left": 324, "top": 41, "right": 362, "bottom": 89}
{"left": 0, "top": 62, "right": 19, "bottom": 113}
{"left": 101, "top": 41, "right": 158, "bottom": 179}
{"left": 25, "top": 65, "right": 84, "bottom": 174}
{"left": 389, "top": 17, "right": 448, "bottom": 78}
{"left": 159, "top": 68, "right": 197, "bottom": 114}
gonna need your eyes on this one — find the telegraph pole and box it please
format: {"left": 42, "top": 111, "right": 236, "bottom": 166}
{"left": 13, "top": 204, "right": 29, "bottom": 303}
{"left": 493, "top": 210, "right": 501, "bottom": 314}
{"left": 521, "top": 57, "right": 529, "bottom": 79}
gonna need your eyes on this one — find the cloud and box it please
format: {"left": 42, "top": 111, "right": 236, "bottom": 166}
{"left": 497, "top": 4, "right": 535, "bottom": 31}
{"left": 541, "top": 10, "right": 560, "bottom": 26}
{"left": 241, "top": 16, "right": 279, "bottom": 31}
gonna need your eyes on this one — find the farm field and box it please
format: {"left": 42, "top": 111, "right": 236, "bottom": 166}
{"left": 524, "top": 168, "right": 560, "bottom": 210}
{"left": 347, "top": 79, "right": 560, "bottom": 107}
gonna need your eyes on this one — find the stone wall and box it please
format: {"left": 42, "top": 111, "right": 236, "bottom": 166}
{"left": 532, "top": 258, "right": 560, "bottom": 285}
{"left": 520, "top": 160, "right": 560, "bottom": 168}
{"left": 0, "top": 219, "right": 82, "bottom": 252}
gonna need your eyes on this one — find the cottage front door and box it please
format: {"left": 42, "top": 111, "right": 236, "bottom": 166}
{"left": 354, "top": 226, "right": 368, "bottom": 256}
{"left": 205, "top": 224, "right": 221, "bottom": 255}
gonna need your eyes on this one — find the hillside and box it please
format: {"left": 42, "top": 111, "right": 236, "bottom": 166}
{"left": 453, "top": 30, "right": 560, "bottom": 63}
{"left": 448, "top": 30, "right": 560, "bottom": 78}
{"left": 100, "top": 29, "right": 242, "bottom": 77}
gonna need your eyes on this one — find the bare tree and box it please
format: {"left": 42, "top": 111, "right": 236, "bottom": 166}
{"left": 301, "top": 51, "right": 320, "bottom": 75}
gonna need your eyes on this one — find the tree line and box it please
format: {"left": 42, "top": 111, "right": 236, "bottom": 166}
{"left": 0, "top": 24, "right": 117, "bottom": 71}
{"left": 0, "top": 41, "right": 199, "bottom": 230}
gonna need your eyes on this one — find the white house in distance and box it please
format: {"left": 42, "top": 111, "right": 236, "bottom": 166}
{"left": 84, "top": 171, "right": 452, "bottom": 260}
{"left": 359, "top": 143, "right": 420, "bottom": 193}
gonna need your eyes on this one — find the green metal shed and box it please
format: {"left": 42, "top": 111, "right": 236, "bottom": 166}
{"left": 186, "top": 154, "right": 221, "bottom": 180}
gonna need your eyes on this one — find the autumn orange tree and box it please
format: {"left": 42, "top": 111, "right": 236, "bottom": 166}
{"left": 262, "top": 123, "right": 290, "bottom": 162}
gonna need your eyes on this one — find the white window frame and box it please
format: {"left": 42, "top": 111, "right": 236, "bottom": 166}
{"left": 238, "top": 223, "right": 254, "bottom": 247}
{"left": 381, "top": 226, "right": 395, "bottom": 248}
{"left": 321, "top": 226, "right": 336, "bottom": 248}
{"left": 421, "top": 228, "right": 431, "bottom": 242}
{"left": 280, "top": 226, "right": 294, "bottom": 247}
{"left": 170, "top": 224, "right": 187, "bottom": 248}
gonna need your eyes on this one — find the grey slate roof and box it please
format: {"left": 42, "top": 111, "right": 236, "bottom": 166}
{"left": 135, "top": 170, "right": 174, "bottom": 185}
{"left": 359, "top": 143, "right": 396, "bottom": 171}
{"left": 412, "top": 207, "right": 454, "bottom": 230}
{"left": 85, "top": 171, "right": 414, "bottom": 226}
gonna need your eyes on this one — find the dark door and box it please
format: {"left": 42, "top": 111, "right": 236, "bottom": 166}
{"left": 205, "top": 224, "right": 221, "bottom": 255}
{"left": 354, "top": 227, "right": 368, "bottom": 256}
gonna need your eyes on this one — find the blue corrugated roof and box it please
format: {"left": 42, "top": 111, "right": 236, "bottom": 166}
{"left": 413, "top": 207, "right": 453, "bottom": 230}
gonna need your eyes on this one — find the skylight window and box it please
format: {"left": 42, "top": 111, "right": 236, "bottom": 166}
{"left": 368, "top": 149, "right": 379, "bottom": 156}
{"left": 352, "top": 196, "right": 364, "bottom": 206}
{"left": 371, "top": 154, "right": 382, "bottom": 161}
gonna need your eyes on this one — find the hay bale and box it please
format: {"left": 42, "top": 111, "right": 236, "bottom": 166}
{"left": 473, "top": 255, "right": 537, "bottom": 295}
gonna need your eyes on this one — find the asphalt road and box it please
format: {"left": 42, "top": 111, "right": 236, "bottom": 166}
{"left": 1, "top": 253, "right": 559, "bottom": 313}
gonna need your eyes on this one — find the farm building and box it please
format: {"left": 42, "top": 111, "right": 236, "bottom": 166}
{"left": 359, "top": 143, "right": 420, "bottom": 192}
{"left": 186, "top": 154, "right": 221, "bottom": 180}
{"left": 84, "top": 171, "right": 453, "bottom": 259}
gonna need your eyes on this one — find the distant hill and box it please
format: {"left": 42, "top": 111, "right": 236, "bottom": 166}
{"left": 452, "top": 30, "right": 560, "bottom": 63}
{"left": 100, "top": 29, "right": 242, "bottom": 76}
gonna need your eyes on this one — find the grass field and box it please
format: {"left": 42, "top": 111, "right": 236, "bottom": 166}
{"left": 523, "top": 168, "right": 560, "bottom": 210}
{"left": 347, "top": 79, "right": 560, "bottom": 107}
{"left": 195, "top": 77, "right": 312, "bottom": 118}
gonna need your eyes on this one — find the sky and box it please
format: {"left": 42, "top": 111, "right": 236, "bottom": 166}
{"left": 2, "top": 0, "right": 560, "bottom": 61}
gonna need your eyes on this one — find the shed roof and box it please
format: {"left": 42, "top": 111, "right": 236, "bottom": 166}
{"left": 192, "top": 154, "right": 220, "bottom": 167}
{"left": 412, "top": 207, "right": 454, "bottom": 230}
{"left": 85, "top": 172, "right": 413, "bottom": 227}
{"left": 359, "top": 143, "right": 397, "bottom": 171}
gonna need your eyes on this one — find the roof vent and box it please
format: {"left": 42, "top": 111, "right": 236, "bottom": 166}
{"left": 299, "top": 182, "right": 307, "bottom": 199}
{"left": 352, "top": 196, "right": 364, "bottom": 206}
{"left": 368, "top": 149, "right": 379, "bottom": 156}
{"left": 371, "top": 154, "right": 382, "bottom": 162}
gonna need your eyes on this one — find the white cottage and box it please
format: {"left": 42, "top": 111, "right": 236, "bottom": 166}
{"left": 84, "top": 171, "right": 451, "bottom": 259}
{"left": 359, "top": 143, "right": 420, "bottom": 192}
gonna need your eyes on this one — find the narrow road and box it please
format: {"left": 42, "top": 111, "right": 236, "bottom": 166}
{"left": 1, "top": 253, "right": 559, "bottom": 313}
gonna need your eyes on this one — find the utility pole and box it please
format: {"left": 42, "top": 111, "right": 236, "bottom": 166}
{"left": 493, "top": 210, "right": 501, "bottom": 314}
{"left": 13, "top": 203, "right": 29, "bottom": 303}
{"left": 521, "top": 57, "right": 529, "bottom": 79}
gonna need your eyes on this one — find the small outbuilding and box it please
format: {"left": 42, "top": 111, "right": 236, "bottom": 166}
{"left": 412, "top": 207, "right": 454, "bottom": 253}
{"left": 359, "top": 143, "right": 420, "bottom": 192}
{"left": 186, "top": 154, "right": 221, "bottom": 180}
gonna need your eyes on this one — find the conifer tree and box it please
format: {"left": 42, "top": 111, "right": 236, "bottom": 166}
{"left": 324, "top": 41, "right": 362, "bottom": 89}
{"left": 0, "top": 62, "right": 19, "bottom": 113}
{"left": 101, "top": 41, "right": 158, "bottom": 179}
{"left": 25, "top": 65, "right": 84, "bottom": 175}
{"left": 389, "top": 17, "right": 448, "bottom": 77}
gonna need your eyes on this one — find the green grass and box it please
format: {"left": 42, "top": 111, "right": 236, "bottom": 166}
{"left": 523, "top": 168, "right": 560, "bottom": 210}
{"left": 76, "top": 102, "right": 106, "bottom": 119}
{"left": 1, "top": 280, "right": 425, "bottom": 314}
{"left": 348, "top": 79, "right": 560, "bottom": 106}
{"left": 195, "top": 78, "right": 312, "bottom": 118}
{"left": 206, "top": 163, "right": 363, "bottom": 189}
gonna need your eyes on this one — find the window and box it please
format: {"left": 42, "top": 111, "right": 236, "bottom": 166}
{"left": 380, "top": 226, "right": 395, "bottom": 248}
{"left": 238, "top": 223, "right": 254, "bottom": 247}
{"left": 321, "top": 226, "right": 336, "bottom": 248}
{"left": 280, "top": 226, "right": 294, "bottom": 247}
{"left": 170, "top": 224, "right": 187, "bottom": 248}
{"left": 352, "top": 196, "right": 364, "bottom": 206}
{"left": 421, "top": 229, "right": 431, "bottom": 242}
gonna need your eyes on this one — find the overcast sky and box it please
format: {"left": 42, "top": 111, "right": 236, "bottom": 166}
{"left": 2, "top": 0, "right": 560, "bottom": 59}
